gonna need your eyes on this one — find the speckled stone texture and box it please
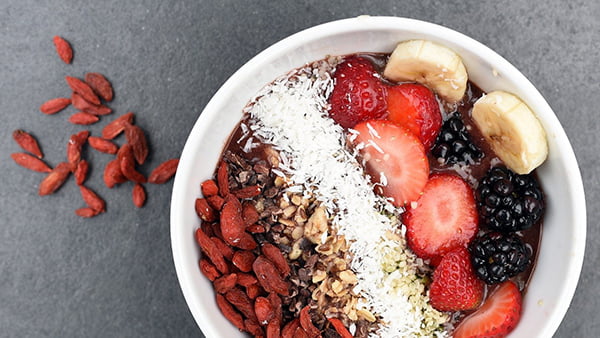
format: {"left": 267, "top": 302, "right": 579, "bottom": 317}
{"left": 1, "top": 0, "right": 598, "bottom": 337}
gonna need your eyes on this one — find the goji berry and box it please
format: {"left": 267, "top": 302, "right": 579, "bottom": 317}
{"left": 232, "top": 250, "right": 255, "bottom": 273}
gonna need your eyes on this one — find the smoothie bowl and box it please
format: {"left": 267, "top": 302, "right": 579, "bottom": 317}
{"left": 170, "top": 17, "right": 586, "bottom": 337}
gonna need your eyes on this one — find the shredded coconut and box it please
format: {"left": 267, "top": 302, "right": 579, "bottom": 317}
{"left": 247, "top": 65, "right": 448, "bottom": 337}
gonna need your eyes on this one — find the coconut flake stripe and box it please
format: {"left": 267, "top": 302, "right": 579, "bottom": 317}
{"left": 247, "top": 65, "right": 447, "bottom": 337}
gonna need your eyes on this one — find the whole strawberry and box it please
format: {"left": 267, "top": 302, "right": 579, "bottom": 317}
{"left": 429, "top": 247, "right": 484, "bottom": 312}
{"left": 328, "top": 56, "right": 387, "bottom": 128}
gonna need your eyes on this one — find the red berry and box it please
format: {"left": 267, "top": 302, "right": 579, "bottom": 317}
{"left": 403, "top": 173, "right": 478, "bottom": 263}
{"left": 329, "top": 56, "right": 387, "bottom": 128}
{"left": 453, "top": 280, "right": 522, "bottom": 338}
{"left": 352, "top": 120, "right": 429, "bottom": 206}
{"left": 429, "top": 247, "right": 484, "bottom": 311}
{"left": 387, "top": 83, "right": 441, "bottom": 150}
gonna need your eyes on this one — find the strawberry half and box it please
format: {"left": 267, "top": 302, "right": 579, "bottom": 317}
{"left": 403, "top": 173, "right": 478, "bottom": 263}
{"left": 429, "top": 247, "right": 484, "bottom": 312}
{"left": 453, "top": 280, "right": 522, "bottom": 338}
{"left": 387, "top": 83, "right": 442, "bottom": 150}
{"left": 352, "top": 120, "right": 429, "bottom": 207}
{"left": 329, "top": 56, "right": 387, "bottom": 128}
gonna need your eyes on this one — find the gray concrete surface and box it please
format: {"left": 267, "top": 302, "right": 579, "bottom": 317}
{"left": 1, "top": 0, "right": 598, "bottom": 337}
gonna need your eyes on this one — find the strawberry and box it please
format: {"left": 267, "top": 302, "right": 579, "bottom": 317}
{"left": 429, "top": 247, "right": 484, "bottom": 311}
{"left": 453, "top": 280, "right": 522, "bottom": 338}
{"left": 403, "top": 173, "right": 478, "bottom": 263}
{"left": 329, "top": 56, "right": 387, "bottom": 128}
{"left": 387, "top": 83, "right": 442, "bottom": 150}
{"left": 353, "top": 120, "right": 429, "bottom": 206}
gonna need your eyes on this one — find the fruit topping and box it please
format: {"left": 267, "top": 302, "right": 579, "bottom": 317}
{"left": 384, "top": 39, "right": 468, "bottom": 104}
{"left": 453, "top": 280, "right": 522, "bottom": 338}
{"left": 477, "top": 166, "right": 544, "bottom": 232}
{"left": 328, "top": 56, "right": 387, "bottom": 128}
{"left": 431, "top": 112, "right": 483, "bottom": 165}
{"left": 472, "top": 91, "right": 548, "bottom": 174}
{"left": 429, "top": 247, "right": 484, "bottom": 312}
{"left": 403, "top": 174, "right": 478, "bottom": 262}
{"left": 470, "top": 232, "right": 532, "bottom": 285}
{"left": 352, "top": 120, "right": 429, "bottom": 206}
{"left": 386, "top": 83, "right": 442, "bottom": 150}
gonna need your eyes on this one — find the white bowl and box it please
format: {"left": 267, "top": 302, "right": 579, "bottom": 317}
{"left": 171, "top": 16, "right": 586, "bottom": 338}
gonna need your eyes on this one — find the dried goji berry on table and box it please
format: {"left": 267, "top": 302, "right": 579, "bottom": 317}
{"left": 40, "top": 97, "right": 71, "bottom": 115}
{"left": 75, "top": 207, "right": 101, "bottom": 218}
{"left": 79, "top": 185, "right": 106, "bottom": 212}
{"left": 147, "top": 158, "right": 179, "bottom": 184}
{"left": 84, "top": 72, "right": 113, "bottom": 102}
{"left": 74, "top": 159, "right": 89, "bottom": 185}
{"left": 65, "top": 76, "right": 100, "bottom": 105}
{"left": 69, "top": 112, "right": 99, "bottom": 125}
{"left": 10, "top": 153, "right": 51, "bottom": 173}
{"left": 38, "top": 162, "right": 71, "bottom": 196}
{"left": 66, "top": 130, "right": 89, "bottom": 167}
{"left": 88, "top": 136, "right": 118, "bottom": 154}
{"left": 132, "top": 183, "right": 146, "bottom": 208}
{"left": 71, "top": 92, "right": 111, "bottom": 115}
{"left": 12, "top": 130, "right": 43, "bottom": 158}
{"left": 103, "top": 159, "right": 127, "bottom": 188}
{"left": 118, "top": 144, "right": 146, "bottom": 183}
{"left": 125, "top": 124, "right": 148, "bottom": 165}
{"left": 53, "top": 36, "right": 73, "bottom": 64}
{"left": 102, "top": 112, "right": 134, "bottom": 139}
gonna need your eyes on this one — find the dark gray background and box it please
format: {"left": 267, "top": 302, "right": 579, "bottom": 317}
{"left": 1, "top": 0, "right": 598, "bottom": 337}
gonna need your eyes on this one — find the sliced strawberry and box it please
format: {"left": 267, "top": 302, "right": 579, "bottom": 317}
{"left": 429, "top": 247, "right": 484, "bottom": 312}
{"left": 329, "top": 56, "right": 387, "bottom": 128}
{"left": 353, "top": 120, "right": 429, "bottom": 206}
{"left": 453, "top": 280, "right": 522, "bottom": 338}
{"left": 387, "top": 83, "right": 442, "bottom": 150}
{"left": 403, "top": 173, "right": 478, "bottom": 262}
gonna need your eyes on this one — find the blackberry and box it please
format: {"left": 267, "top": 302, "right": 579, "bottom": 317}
{"left": 470, "top": 232, "right": 532, "bottom": 284}
{"left": 431, "top": 112, "right": 483, "bottom": 165}
{"left": 477, "top": 166, "right": 544, "bottom": 232}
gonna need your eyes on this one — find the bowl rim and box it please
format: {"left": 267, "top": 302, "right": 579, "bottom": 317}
{"left": 170, "top": 16, "right": 586, "bottom": 338}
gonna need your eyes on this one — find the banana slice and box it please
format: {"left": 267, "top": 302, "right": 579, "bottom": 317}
{"left": 383, "top": 39, "right": 468, "bottom": 104}
{"left": 472, "top": 91, "right": 548, "bottom": 174}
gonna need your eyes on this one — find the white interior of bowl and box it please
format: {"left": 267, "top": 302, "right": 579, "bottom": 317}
{"left": 171, "top": 16, "right": 586, "bottom": 338}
